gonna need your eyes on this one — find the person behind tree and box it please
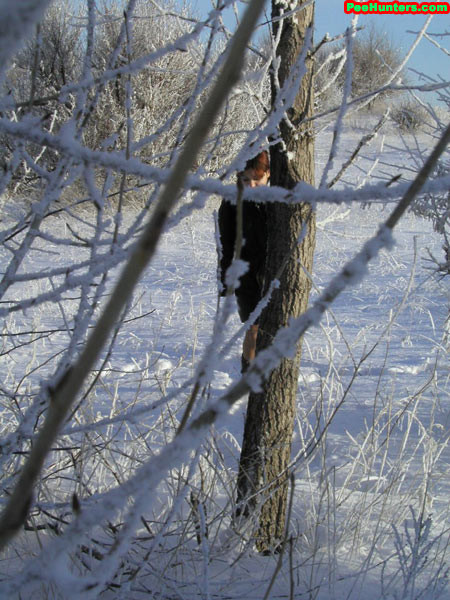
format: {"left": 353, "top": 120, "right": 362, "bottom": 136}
{"left": 218, "top": 150, "right": 270, "bottom": 372}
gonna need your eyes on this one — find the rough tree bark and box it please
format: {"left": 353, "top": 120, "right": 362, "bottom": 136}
{"left": 236, "top": 0, "right": 316, "bottom": 553}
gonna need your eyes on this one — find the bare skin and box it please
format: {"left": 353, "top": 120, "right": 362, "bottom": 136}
{"left": 243, "top": 323, "right": 259, "bottom": 362}
{"left": 239, "top": 167, "right": 269, "bottom": 363}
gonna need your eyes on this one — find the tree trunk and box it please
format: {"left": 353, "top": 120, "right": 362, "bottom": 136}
{"left": 236, "top": 0, "right": 316, "bottom": 553}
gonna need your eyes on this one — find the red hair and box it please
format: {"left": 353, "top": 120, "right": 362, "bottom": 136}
{"left": 243, "top": 150, "right": 270, "bottom": 179}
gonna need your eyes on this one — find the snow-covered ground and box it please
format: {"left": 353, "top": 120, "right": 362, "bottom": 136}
{"left": 0, "top": 117, "right": 449, "bottom": 599}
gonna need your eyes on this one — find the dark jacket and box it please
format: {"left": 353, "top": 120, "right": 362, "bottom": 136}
{"left": 218, "top": 198, "right": 267, "bottom": 296}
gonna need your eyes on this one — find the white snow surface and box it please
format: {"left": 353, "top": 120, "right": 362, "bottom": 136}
{"left": 0, "top": 118, "right": 449, "bottom": 599}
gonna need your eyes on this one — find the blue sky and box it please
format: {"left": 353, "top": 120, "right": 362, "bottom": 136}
{"left": 314, "top": 0, "right": 448, "bottom": 87}
{"left": 191, "top": 0, "right": 449, "bottom": 102}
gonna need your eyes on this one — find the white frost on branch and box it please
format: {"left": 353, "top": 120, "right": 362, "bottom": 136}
{"left": 0, "top": 0, "right": 51, "bottom": 86}
{"left": 0, "top": 0, "right": 448, "bottom": 595}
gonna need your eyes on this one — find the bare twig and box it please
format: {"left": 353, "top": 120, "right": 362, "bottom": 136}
{"left": 328, "top": 110, "right": 390, "bottom": 189}
{"left": 0, "top": 0, "right": 268, "bottom": 551}
{"left": 262, "top": 473, "right": 296, "bottom": 600}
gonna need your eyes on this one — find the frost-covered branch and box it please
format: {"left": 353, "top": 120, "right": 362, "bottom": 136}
{"left": 0, "top": 0, "right": 268, "bottom": 551}
{"left": 0, "top": 0, "right": 448, "bottom": 595}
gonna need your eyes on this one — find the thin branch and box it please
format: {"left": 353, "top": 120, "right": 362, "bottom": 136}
{"left": 0, "top": 0, "right": 268, "bottom": 551}
{"left": 189, "top": 121, "right": 450, "bottom": 430}
{"left": 328, "top": 109, "right": 390, "bottom": 189}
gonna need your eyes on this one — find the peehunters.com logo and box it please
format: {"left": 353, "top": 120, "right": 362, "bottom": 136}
{"left": 344, "top": 1, "right": 450, "bottom": 12}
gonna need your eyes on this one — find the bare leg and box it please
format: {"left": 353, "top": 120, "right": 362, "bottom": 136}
{"left": 243, "top": 324, "right": 259, "bottom": 363}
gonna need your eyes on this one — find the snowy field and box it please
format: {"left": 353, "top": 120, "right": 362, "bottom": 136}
{"left": 0, "top": 117, "right": 449, "bottom": 599}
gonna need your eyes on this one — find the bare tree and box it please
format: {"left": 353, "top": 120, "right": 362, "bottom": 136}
{"left": 348, "top": 23, "right": 405, "bottom": 107}
{"left": 0, "top": 0, "right": 448, "bottom": 596}
{"left": 0, "top": 0, "right": 268, "bottom": 553}
{"left": 1, "top": 0, "right": 83, "bottom": 185}
{"left": 236, "top": 0, "right": 316, "bottom": 553}
{"left": 313, "top": 22, "right": 405, "bottom": 113}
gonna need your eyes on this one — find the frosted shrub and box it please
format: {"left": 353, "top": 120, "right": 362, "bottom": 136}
{"left": 314, "top": 44, "right": 346, "bottom": 112}
{"left": 1, "top": 0, "right": 83, "bottom": 189}
{"left": 0, "top": 1, "right": 449, "bottom": 598}
{"left": 391, "top": 100, "right": 429, "bottom": 132}
{"left": 410, "top": 158, "right": 450, "bottom": 274}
